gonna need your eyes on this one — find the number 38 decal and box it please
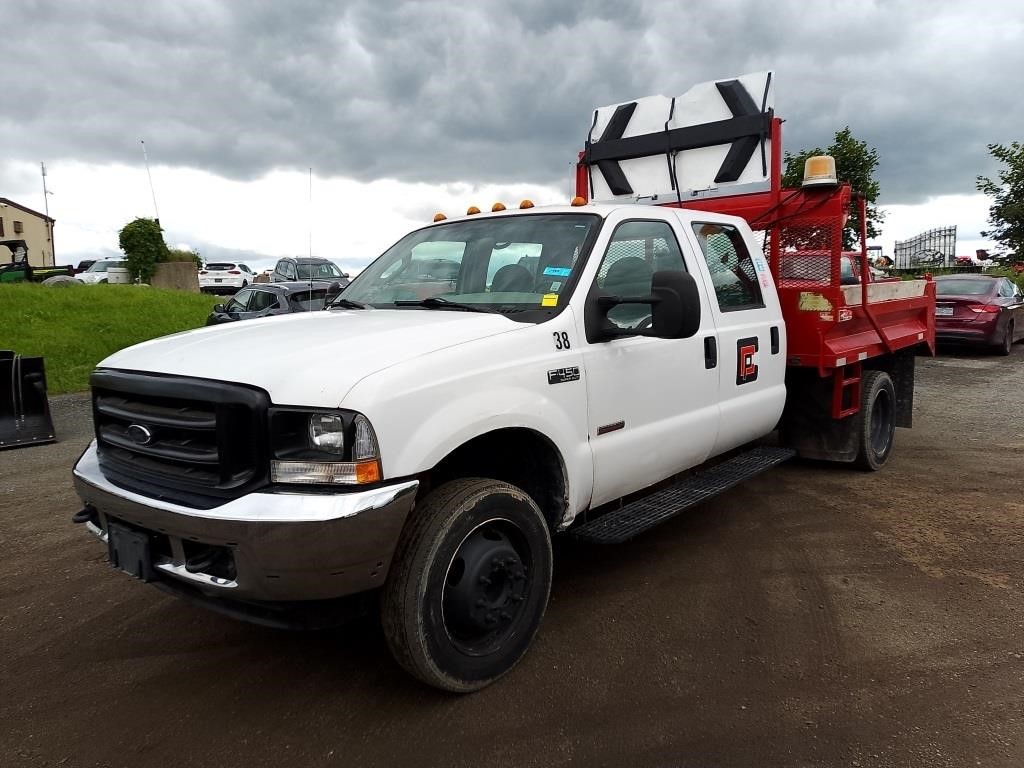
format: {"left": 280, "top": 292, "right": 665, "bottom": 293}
{"left": 553, "top": 331, "right": 571, "bottom": 350}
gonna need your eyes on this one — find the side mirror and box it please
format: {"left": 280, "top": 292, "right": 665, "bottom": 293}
{"left": 585, "top": 270, "right": 701, "bottom": 342}
{"left": 326, "top": 281, "right": 343, "bottom": 297}
{"left": 648, "top": 270, "right": 701, "bottom": 339}
{"left": 213, "top": 303, "right": 226, "bottom": 313}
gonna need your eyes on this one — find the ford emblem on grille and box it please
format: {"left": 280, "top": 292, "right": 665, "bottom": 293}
{"left": 127, "top": 424, "right": 154, "bottom": 445}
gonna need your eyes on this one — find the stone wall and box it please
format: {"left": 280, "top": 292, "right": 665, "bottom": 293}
{"left": 153, "top": 262, "right": 199, "bottom": 292}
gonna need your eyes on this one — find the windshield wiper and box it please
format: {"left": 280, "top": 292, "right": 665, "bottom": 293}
{"left": 393, "top": 297, "right": 494, "bottom": 313}
{"left": 328, "top": 297, "right": 369, "bottom": 310}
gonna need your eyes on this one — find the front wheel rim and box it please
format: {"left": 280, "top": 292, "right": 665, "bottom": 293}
{"left": 442, "top": 518, "right": 532, "bottom": 657}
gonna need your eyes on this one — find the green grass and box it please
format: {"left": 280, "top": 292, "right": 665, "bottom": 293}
{"left": 0, "top": 283, "right": 221, "bottom": 394}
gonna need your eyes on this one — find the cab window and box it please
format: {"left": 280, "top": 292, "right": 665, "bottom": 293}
{"left": 692, "top": 223, "right": 765, "bottom": 311}
{"left": 226, "top": 288, "right": 254, "bottom": 312}
{"left": 248, "top": 290, "right": 276, "bottom": 311}
{"left": 595, "top": 220, "right": 687, "bottom": 329}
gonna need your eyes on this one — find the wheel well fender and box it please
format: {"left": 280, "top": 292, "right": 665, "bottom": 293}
{"left": 422, "top": 428, "right": 569, "bottom": 531}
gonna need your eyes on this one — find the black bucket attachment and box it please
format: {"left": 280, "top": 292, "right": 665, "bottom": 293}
{"left": 0, "top": 350, "right": 57, "bottom": 450}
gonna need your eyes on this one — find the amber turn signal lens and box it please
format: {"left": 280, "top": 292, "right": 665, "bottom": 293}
{"left": 355, "top": 460, "right": 382, "bottom": 484}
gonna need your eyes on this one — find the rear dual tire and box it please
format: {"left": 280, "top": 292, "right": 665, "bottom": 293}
{"left": 382, "top": 478, "right": 552, "bottom": 693}
{"left": 854, "top": 370, "right": 896, "bottom": 471}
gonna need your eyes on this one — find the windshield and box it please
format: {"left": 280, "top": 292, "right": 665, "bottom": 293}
{"left": 935, "top": 278, "right": 994, "bottom": 296}
{"left": 297, "top": 261, "right": 343, "bottom": 279}
{"left": 87, "top": 260, "right": 123, "bottom": 272}
{"left": 342, "top": 213, "right": 600, "bottom": 319}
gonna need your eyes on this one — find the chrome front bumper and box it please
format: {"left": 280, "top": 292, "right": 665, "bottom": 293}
{"left": 73, "top": 441, "right": 418, "bottom": 601}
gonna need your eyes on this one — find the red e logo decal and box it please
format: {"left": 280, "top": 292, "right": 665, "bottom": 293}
{"left": 736, "top": 337, "right": 759, "bottom": 385}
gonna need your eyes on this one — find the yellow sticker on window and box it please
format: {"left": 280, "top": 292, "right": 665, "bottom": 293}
{"left": 541, "top": 293, "right": 558, "bottom": 307}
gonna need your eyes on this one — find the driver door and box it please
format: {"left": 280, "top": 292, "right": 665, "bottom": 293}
{"left": 578, "top": 216, "right": 721, "bottom": 507}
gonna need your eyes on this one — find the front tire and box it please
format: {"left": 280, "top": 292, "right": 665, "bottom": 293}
{"left": 382, "top": 478, "right": 553, "bottom": 693}
{"left": 854, "top": 370, "right": 896, "bottom": 471}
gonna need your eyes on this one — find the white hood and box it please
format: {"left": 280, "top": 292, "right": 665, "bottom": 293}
{"left": 98, "top": 309, "right": 521, "bottom": 406}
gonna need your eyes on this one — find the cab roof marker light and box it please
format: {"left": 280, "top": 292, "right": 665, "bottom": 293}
{"left": 492, "top": 202, "right": 506, "bottom": 212}
{"left": 467, "top": 205, "right": 481, "bottom": 215}
{"left": 570, "top": 196, "right": 587, "bottom": 207}
{"left": 802, "top": 155, "right": 838, "bottom": 187}
{"left": 433, "top": 212, "right": 447, "bottom": 222}
{"left": 520, "top": 199, "right": 534, "bottom": 209}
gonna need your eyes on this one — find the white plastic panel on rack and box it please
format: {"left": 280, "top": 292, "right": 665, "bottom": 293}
{"left": 584, "top": 71, "right": 774, "bottom": 202}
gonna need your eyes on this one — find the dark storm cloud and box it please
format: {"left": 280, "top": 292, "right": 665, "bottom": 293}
{"left": 5, "top": 0, "right": 1022, "bottom": 204}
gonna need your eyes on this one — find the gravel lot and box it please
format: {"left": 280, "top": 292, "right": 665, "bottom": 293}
{"left": 2, "top": 345, "right": 1022, "bottom": 768}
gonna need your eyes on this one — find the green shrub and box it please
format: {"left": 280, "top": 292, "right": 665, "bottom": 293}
{"left": 118, "top": 218, "right": 169, "bottom": 282}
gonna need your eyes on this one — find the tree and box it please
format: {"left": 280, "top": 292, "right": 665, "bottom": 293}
{"left": 976, "top": 142, "right": 1024, "bottom": 265}
{"left": 782, "top": 127, "right": 884, "bottom": 249}
{"left": 118, "top": 218, "right": 169, "bottom": 282}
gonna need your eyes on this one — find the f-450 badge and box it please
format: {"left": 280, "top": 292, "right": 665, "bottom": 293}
{"left": 548, "top": 366, "right": 581, "bottom": 385}
{"left": 736, "top": 337, "right": 759, "bottom": 385}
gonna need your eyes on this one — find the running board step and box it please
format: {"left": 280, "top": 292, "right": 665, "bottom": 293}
{"left": 571, "top": 446, "right": 795, "bottom": 544}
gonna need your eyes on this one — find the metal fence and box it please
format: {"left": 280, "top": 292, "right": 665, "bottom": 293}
{"left": 893, "top": 226, "right": 957, "bottom": 270}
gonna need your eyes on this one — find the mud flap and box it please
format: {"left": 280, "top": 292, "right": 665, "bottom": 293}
{"left": 0, "top": 351, "right": 57, "bottom": 450}
{"left": 782, "top": 367, "right": 858, "bottom": 462}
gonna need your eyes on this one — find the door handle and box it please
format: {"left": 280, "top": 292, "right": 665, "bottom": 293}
{"left": 704, "top": 337, "right": 717, "bottom": 369}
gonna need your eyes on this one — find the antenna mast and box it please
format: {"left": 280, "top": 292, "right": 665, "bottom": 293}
{"left": 40, "top": 162, "right": 55, "bottom": 265}
{"left": 140, "top": 140, "right": 161, "bottom": 226}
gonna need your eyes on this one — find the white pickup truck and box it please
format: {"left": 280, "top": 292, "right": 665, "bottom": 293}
{"left": 72, "top": 73, "right": 934, "bottom": 691}
{"left": 72, "top": 203, "right": 802, "bottom": 689}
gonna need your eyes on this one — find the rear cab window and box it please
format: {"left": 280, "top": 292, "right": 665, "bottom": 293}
{"left": 691, "top": 222, "right": 766, "bottom": 312}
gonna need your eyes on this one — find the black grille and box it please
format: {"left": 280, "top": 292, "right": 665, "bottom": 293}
{"left": 91, "top": 370, "right": 270, "bottom": 509}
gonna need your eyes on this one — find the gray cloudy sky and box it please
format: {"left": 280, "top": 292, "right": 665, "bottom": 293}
{"left": 2, "top": 0, "right": 1020, "bottom": 265}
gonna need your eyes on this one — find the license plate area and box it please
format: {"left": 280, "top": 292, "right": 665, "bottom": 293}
{"left": 107, "top": 522, "right": 156, "bottom": 581}
{"left": 935, "top": 305, "right": 953, "bottom": 317}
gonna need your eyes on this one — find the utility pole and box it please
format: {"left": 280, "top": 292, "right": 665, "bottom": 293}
{"left": 40, "top": 162, "right": 54, "bottom": 266}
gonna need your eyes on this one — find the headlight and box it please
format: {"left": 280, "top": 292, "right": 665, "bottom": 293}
{"left": 270, "top": 408, "right": 382, "bottom": 485}
{"left": 309, "top": 413, "right": 345, "bottom": 453}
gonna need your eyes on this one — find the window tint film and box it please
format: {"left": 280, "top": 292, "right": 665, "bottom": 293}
{"left": 934, "top": 279, "right": 993, "bottom": 296}
{"left": 296, "top": 262, "right": 343, "bottom": 280}
{"left": 288, "top": 290, "right": 329, "bottom": 311}
{"left": 227, "top": 288, "right": 253, "bottom": 312}
{"left": 248, "top": 290, "right": 276, "bottom": 311}
{"left": 692, "top": 223, "right": 765, "bottom": 311}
